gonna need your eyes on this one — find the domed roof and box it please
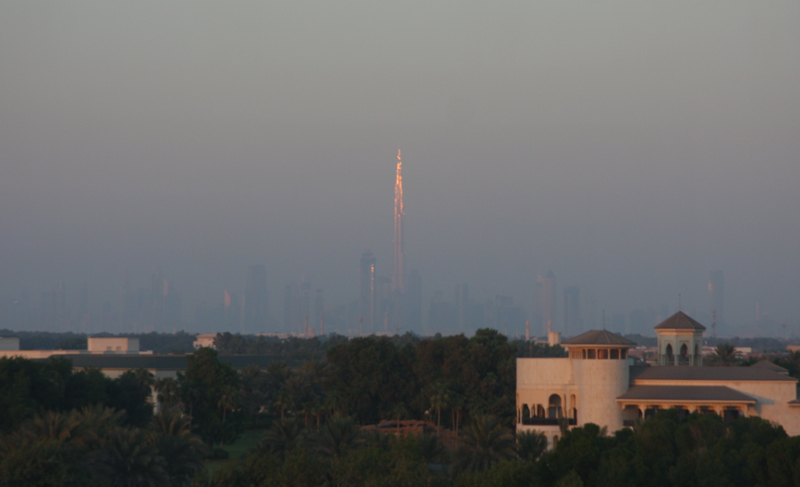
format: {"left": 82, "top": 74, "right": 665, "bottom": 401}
{"left": 654, "top": 311, "right": 706, "bottom": 331}
{"left": 561, "top": 329, "right": 636, "bottom": 347}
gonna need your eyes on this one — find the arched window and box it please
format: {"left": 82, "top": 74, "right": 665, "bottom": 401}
{"left": 680, "top": 344, "right": 688, "bottom": 365}
{"left": 522, "top": 404, "right": 530, "bottom": 421}
{"left": 570, "top": 394, "right": 577, "bottom": 420}
{"left": 537, "top": 404, "right": 546, "bottom": 418}
{"left": 665, "top": 344, "right": 674, "bottom": 365}
{"left": 548, "top": 394, "right": 562, "bottom": 419}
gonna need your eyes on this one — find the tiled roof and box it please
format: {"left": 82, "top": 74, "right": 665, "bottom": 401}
{"left": 617, "top": 385, "right": 756, "bottom": 403}
{"left": 751, "top": 360, "right": 789, "bottom": 374}
{"left": 561, "top": 330, "right": 636, "bottom": 346}
{"left": 631, "top": 365, "right": 796, "bottom": 382}
{"left": 654, "top": 311, "right": 706, "bottom": 331}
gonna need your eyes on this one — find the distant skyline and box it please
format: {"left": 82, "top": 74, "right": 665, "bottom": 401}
{"left": 1, "top": 2, "right": 799, "bottom": 336}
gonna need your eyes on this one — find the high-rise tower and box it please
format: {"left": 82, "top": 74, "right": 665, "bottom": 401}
{"left": 392, "top": 149, "right": 405, "bottom": 294}
{"left": 563, "top": 285, "right": 581, "bottom": 335}
{"left": 243, "top": 265, "right": 268, "bottom": 332}
{"left": 709, "top": 270, "right": 724, "bottom": 335}
{"left": 360, "top": 251, "right": 376, "bottom": 331}
{"left": 537, "top": 270, "right": 557, "bottom": 335}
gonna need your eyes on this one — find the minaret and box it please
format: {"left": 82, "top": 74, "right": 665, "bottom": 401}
{"left": 392, "top": 149, "right": 405, "bottom": 293}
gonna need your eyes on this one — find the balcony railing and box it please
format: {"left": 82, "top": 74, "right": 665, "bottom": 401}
{"left": 520, "top": 418, "right": 577, "bottom": 426}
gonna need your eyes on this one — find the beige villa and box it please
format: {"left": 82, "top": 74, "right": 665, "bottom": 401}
{"left": 516, "top": 311, "right": 800, "bottom": 447}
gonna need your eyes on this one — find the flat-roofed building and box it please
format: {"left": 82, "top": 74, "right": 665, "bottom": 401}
{"left": 88, "top": 337, "right": 140, "bottom": 353}
{"left": 0, "top": 337, "right": 20, "bottom": 351}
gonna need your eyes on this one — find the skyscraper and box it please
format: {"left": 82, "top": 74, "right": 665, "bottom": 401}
{"left": 537, "top": 270, "right": 557, "bottom": 335}
{"left": 283, "top": 284, "right": 298, "bottom": 332}
{"left": 709, "top": 270, "right": 724, "bottom": 332}
{"left": 406, "top": 269, "right": 423, "bottom": 333}
{"left": 563, "top": 285, "right": 581, "bottom": 335}
{"left": 314, "top": 288, "right": 324, "bottom": 335}
{"left": 300, "top": 277, "right": 312, "bottom": 335}
{"left": 359, "top": 251, "right": 376, "bottom": 331}
{"left": 243, "top": 265, "right": 268, "bottom": 332}
{"left": 392, "top": 149, "right": 404, "bottom": 294}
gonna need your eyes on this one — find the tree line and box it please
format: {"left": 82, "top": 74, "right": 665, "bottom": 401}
{"left": 198, "top": 409, "right": 800, "bottom": 487}
{"left": 0, "top": 357, "right": 206, "bottom": 486}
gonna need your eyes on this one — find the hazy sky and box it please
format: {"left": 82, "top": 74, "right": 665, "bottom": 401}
{"left": 1, "top": 2, "right": 799, "bottom": 335}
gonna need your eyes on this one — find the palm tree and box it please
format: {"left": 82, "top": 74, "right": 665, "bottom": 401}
{"left": 150, "top": 408, "right": 207, "bottom": 487}
{"left": 150, "top": 406, "right": 193, "bottom": 438}
{"left": 258, "top": 417, "right": 306, "bottom": 460}
{"left": 90, "top": 426, "right": 170, "bottom": 487}
{"left": 17, "top": 411, "right": 80, "bottom": 443}
{"left": 132, "top": 368, "right": 155, "bottom": 390}
{"left": 450, "top": 393, "right": 465, "bottom": 448}
{"left": 217, "top": 386, "right": 237, "bottom": 446}
{"left": 516, "top": 430, "right": 548, "bottom": 461}
{"left": 274, "top": 391, "right": 294, "bottom": 421}
{"left": 323, "top": 390, "right": 348, "bottom": 418}
{"left": 309, "top": 416, "right": 361, "bottom": 459}
{"left": 388, "top": 402, "right": 410, "bottom": 436}
{"left": 415, "top": 433, "right": 447, "bottom": 464}
{"left": 70, "top": 404, "right": 126, "bottom": 448}
{"left": 716, "top": 343, "right": 737, "bottom": 366}
{"left": 427, "top": 382, "right": 451, "bottom": 436}
{"left": 452, "top": 414, "right": 516, "bottom": 475}
{"left": 154, "top": 377, "right": 179, "bottom": 410}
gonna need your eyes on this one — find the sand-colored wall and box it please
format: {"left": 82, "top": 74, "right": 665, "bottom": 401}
{"left": 516, "top": 358, "right": 576, "bottom": 415}
{"left": 573, "top": 358, "right": 630, "bottom": 431}
{"left": 88, "top": 337, "right": 140, "bottom": 353}
{"left": 634, "top": 377, "right": 800, "bottom": 435}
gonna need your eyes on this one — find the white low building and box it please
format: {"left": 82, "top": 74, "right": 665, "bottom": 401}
{"left": 517, "top": 312, "right": 800, "bottom": 447}
{"left": 193, "top": 333, "right": 218, "bottom": 349}
{"left": 0, "top": 336, "right": 151, "bottom": 359}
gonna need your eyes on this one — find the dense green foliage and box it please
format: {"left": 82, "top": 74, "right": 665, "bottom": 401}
{"left": 0, "top": 357, "right": 153, "bottom": 432}
{"left": 5, "top": 331, "right": 800, "bottom": 486}
{"left": 324, "top": 329, "right": 520, "bottom": 425}
{"left": 197, "top": 411, "right": 800, "bottom": 487}
{"left": 180, "top": 348, "right": 241, "bottom": 444}
{"left": 532, "top": 411, "right": 799, "bottom": 487}
{"left": 0, "top": 406, "right": 207, "bottom": 487}
{"left": 214, "top": 332, "right": 350, "bottom": 361}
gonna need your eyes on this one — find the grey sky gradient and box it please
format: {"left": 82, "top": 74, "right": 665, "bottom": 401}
{"left": 1, "top": 2, "right": 799, "bottom": 335}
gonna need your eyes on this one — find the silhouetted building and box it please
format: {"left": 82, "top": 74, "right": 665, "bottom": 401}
{"left": 563, "top": 286, "right": 581, "bottom": 336}
{"left": 375, "top": 275, "right": 392, "bottom": 333}
{"left": 283, "top": 284, "right": 300, "bottom": 333}
{"left": 709, "top": 270, "right": 724, "bottom": 331}
{"left": 629, "top": 308, "right": 651, "bottom": 335}
{"left": 359, "top": 251, "right": 376, "bottom": 331}
{"left": 455, "top": 283, "right": 469, "bottom": 331}
{"left": 243, "top": 265, "right": 268, "bottom": 332}
{"left": 314, "top": 289, "right": 324, "bottom": 335}
{"left": 405, "top": 269, "right": 423, "bottom": 333}
{"left": 429, "top": 291, "right": 455, "bottom": 334}
{"left": 494, "top": 295, "right": 526, "bottom": 337}
{"left": 612, "top": 314, "right": 626, "bottom": 334}
{"left": 300, "top": 277, "right": 312, "bottom": 335}
{"left": 537, "top": 271, "right": 557, "bottom": 335}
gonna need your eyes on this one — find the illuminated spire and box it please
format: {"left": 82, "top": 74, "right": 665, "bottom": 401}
{"left": 393, "top": 149, "right": 404, "bottom": 293}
